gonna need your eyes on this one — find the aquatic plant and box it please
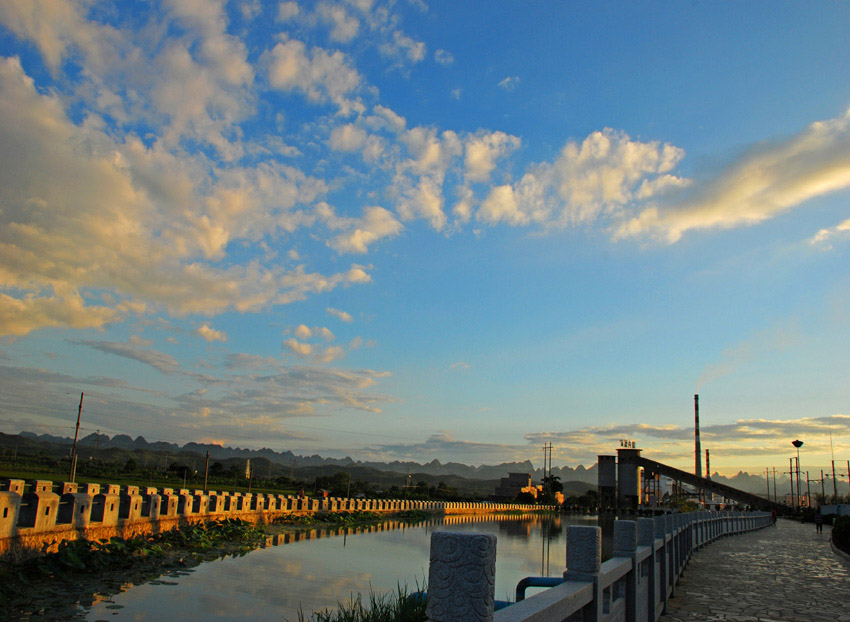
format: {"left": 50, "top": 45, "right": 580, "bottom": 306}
{"left": 296, "top": 584, "right": 427, "bottom": 622}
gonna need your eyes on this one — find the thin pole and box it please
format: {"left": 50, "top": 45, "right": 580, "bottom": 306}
{"left": 203, "top": 450, "right": 210, "bottom": 494}
{"left": 833, "top": 460, "right": 839, "bottom": 502}
{"left": 69, "top": 392, "right": 84, "bottom": 483}
{"left": 821, "top": 469, "right": 826, "bottom": 505}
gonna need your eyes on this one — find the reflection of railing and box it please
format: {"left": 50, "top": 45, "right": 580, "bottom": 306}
{"left": 268, "top": 513, "right": 558, "bottom": 546}
{"left": 425, "top": 510, "right": 774, "bottom": 622}
{"left": 0, "top": 478, "right": 552, "bottom": 557}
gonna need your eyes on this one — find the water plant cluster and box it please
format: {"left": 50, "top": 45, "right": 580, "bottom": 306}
{"left": 275, "top": 509, "right": 432, "bottom": 527}
{"left": 297, "top": 586, "right": 427, "bottom": 622}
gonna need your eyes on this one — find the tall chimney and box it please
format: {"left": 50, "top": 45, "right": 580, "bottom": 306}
{"left": 705, "top": 449, "right": 710, "bottom": 480}
{"left": 694, "top": 394, "right": 702, "bottom": 478}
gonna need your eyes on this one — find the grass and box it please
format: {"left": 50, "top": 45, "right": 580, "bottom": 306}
{"left": 296, "top": 585, "right": 427, "bottom": 622}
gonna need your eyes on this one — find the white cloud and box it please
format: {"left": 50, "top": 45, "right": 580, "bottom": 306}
{"left": 476, "top": 129, "right": 686, "bottom": 229}
{"left": 327, "top": 307, "right": 353, "bottom": 322}
{"left": 75, "top": 339, "right": 180, "bottom": 374}
{"left": 195, "top": 324, "right": 228, "bottom": 343}
{"left": 316, "top": 345, "right": 345, "bottom": 363}
{"left": 330, "top": 206, "right": 403, "bottom": 253}
{"left": 810, "top": 216, "right": 850, "bottom": 248}
{"left": 464, "top": 130, "right": 521, "bottom": 183}
{"left": 396, "top": 178, "right": 446, "bottom": 230}
{"left": 265, "top": 39, "right": 364, "bottom": 115}
{"left": 278, "top": 1, "right": 300, "bottom": 21}
{"left": 0, "top": 56, "right": 370, "bottom": 335}
{"left": 372, "top": 104, "right": 406, "bottom": 133}
{"left": 434, "top": 49, "right": 454, "bottom": 65}
{"left": 283, "top": 337, "right": 313, "bottom": 357}
{"left": 241, "top": 0, "right": 262, "bottom": 21}
{"left": 0, "top": 292, "right": 119, "bottom": 337}
{"left": 379, "top": 30, "right": 426, "bottom": 65}
{"left": 498, "top": 76, "right": 519, "bottom": 90}
{"left": 294, "top": 324, "right": 313, "bottom": 340}
{"left": 329, "top": 123, "right": 368, "bottom": 151}
{"left": 317, "top": 2, "right": 360, "bottom": 43}
{"left": 450, "top": 88, "right": 461, "bottom": 100}
{"left": 619, "top": 107, "right": 850, "bottom": 242}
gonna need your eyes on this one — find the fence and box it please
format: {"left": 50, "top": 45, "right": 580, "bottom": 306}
{"left": 0, "top": 478, "right": 548, "bottom": 557}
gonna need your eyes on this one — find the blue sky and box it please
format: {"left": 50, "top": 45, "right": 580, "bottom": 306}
{"left": 1, "top": 1, "right": 849, "bottom": 474}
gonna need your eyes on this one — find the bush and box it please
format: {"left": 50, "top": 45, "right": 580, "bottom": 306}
{"left": 832, "top": 516, "right": 850, "bottom": 553}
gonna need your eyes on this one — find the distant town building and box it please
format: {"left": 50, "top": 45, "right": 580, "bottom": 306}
{"left": 492, "top": 472, "right": 538, "bottom": 501}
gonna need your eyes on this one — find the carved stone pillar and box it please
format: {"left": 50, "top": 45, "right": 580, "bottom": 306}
{"left": 426, "top": 531, "right": 496, "bottom": 622}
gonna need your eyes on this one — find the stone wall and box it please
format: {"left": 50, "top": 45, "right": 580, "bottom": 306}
{"left": 0, "top": 478, "right": 549, "bottom": 558}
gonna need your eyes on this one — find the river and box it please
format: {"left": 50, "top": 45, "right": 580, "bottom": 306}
{"left": 84, "top": 513, "right": 597, "bottom": 621}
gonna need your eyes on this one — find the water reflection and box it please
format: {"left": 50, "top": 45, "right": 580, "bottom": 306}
{"left": 84, "top": 513, "right": 596, "bottom": 621}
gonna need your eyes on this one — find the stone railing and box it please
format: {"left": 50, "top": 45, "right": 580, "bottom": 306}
{"left": 426, "top": 510, "right": 774, "bottom": 622}
{"left": 0, "top": 478, "right": 548, "bottom": 557}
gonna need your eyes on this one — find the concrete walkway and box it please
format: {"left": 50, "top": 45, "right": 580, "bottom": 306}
{"left": 662, "top": 519, "right": 850, "bottom": 622}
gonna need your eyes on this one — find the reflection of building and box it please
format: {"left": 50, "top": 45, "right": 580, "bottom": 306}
{"left": 492, "top": 473, "right": 538, "bottom": 501}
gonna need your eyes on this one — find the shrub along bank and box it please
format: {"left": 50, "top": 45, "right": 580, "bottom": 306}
{"left": 833, "top": 516, "right": 850, "bottom": 554}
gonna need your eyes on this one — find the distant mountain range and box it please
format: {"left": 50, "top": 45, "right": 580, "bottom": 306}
{"left": 16, "top": 431, "right": 599, "bottom": 484}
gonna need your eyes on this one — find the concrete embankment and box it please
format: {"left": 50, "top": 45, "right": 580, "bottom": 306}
{"left": 0, "top": 478, "right": 549, "bottom": 558}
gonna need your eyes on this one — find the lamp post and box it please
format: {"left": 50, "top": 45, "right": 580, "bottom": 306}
{"left": 792, "top": 440, "right": 803, "bottom": 507}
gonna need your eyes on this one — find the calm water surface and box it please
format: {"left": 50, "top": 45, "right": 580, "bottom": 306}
{"left": 85, "top": 513, "right": 596, "bottom": 621}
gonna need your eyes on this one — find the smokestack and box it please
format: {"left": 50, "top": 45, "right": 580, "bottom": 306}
{"left": 694, "top": 394, "right": 702, "bottom": 478}
{"left": 705, "top": 449, "right": 710, "bottom": 480}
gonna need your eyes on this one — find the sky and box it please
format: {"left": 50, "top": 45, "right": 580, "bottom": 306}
{"left": 1, "top": 1, "right": 850, "bottom": 475}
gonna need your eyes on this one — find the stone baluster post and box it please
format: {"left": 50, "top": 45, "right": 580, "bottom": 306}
{"left": 638, "top": 517, "right": 656, "bottom": 622}
{"left": 563, "top": 525, "right": 602, "bottom": 620}
{"left": 426, "top": 531, "right": 496, "bottom": 622}
{"left": 654, "top": 515, "right": 668, "bottom": 614}
{"left": 613, "top": 520, "right": 638, "bottom": 622}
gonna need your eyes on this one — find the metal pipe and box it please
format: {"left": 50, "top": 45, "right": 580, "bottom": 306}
{"left": 515, "top": 577, "right": 565, "bottom": 602}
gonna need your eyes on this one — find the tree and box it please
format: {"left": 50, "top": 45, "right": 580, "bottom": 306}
{"left": 515, "top": 491, "right": 537, "bottom": 504}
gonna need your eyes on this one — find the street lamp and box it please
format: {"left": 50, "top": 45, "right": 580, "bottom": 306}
{"left": 792, "top": 440, "right": 803, "bottom": 507}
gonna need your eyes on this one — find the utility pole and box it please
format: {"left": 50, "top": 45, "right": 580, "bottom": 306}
{"left": 766, "top": 467, "right": 770, "bottom": 500}
{"left": 69, "top": 392, "right": 84, "bottom": 483}
{"left": 694, "top": 394, "right": 702, "bottom": 479}
{"left": 790, "top": 458, "right": 795, "bottom": 507}
{"left": 820, "top": 469, "right": 826, "bottom": 505}
{"left": 806, "top": 471, "right": 811, "bottom": 508}
{"left": 772, "top": 467, "right": 777, "bottom": 503}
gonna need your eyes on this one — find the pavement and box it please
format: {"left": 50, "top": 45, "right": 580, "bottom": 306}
{"left": 662, "top": 518, "right": 850, "bottom": 622}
